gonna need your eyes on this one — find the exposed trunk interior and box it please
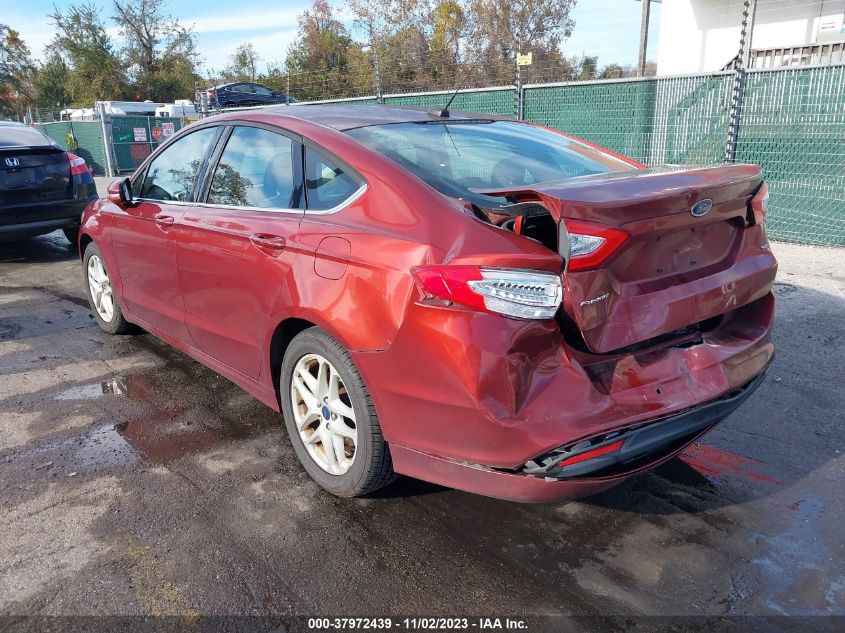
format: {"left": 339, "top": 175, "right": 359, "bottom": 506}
{"left": 471, "top": 164, "right": 776, "bottom": 354}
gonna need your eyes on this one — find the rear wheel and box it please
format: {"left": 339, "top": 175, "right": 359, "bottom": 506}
{"left": 83, "top": 242, "right": 133, "bottom": 335}
{"left": 280, "top": 328, "right": 395, "bottom": 497}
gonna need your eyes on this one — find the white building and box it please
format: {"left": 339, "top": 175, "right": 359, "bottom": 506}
{"left": 656, "top": 0, "right": 845, "bottom": 75}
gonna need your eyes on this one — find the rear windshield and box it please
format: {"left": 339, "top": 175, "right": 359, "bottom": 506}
{"left": 0, "top": 124, "right": 56, "bottom": 149}
{"left": 346, "top": 120, "right": 635, "bottom": 207}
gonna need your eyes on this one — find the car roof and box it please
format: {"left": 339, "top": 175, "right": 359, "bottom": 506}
{"left": 0, "top": 120, "right": 25, "bottom": 127}
{"left": 213, "top": 82, "right": 261, "bottom": 89}
{"left": 260, "top": 103, "right": 508, "bottom": 131}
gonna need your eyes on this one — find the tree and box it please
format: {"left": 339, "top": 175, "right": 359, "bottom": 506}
{"left": 0, "top": 25, "right": 36, "bottom": 117}
{"left": 225, "top": 43, "right": 259, "bottom": 82}
{"left": 34, "top": 52, "right": 72, "bottom": 110}
{"left": 286, "top": 0, "right": 359, "bottom": 100}
{"left": 464, "top": 0, "right": 577, "bottom": 84}
{"left": 429, "top": 0, "right": 465, "bottom": 74}
{"left": 49, "top": 3, "right": 129, "bottom": 106}
{"left": 598, "top": 63, "right": 635, "bottom": 80}
{"left": 346, "top": 0, "right": 433, "bottom": 92}
{"left": 112, "top": 0, "right": 202, "bottom": 101}
{"left": 572, "top": 54, "right": 597, "bottom": 80}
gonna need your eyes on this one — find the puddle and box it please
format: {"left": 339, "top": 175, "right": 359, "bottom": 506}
{"left": 55, "top": 376, "right": 129, "bottom": 400}
{"left": 748, "top": 496, "right": 832, "bottom": 614}
{"left": 74, "top": 423, "right": 140, "bottom": 471}
{"left": 115, "top": 408, "right": 225, "bottom": 463}
{"left": 13, "top": 364, "right": 282, "bottom": 475}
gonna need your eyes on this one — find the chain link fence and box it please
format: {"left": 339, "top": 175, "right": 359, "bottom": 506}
{"left": 32, "top": 120, "right": 109, "bottom": 175}
{"left": 22, "top": 61, "right": 844, "bottom": 247}
{"left": 520, "top": 66, "right": 844, "bottom": 246}
{"left": 734, "top": 66, "right": 845, "bottom": 246}
{"left": 264, "top": 61, "right": 843, "bottom": 246}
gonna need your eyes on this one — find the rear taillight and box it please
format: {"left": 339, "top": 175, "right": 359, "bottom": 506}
{"left": 412, "top": 265, "right": 562, "bottom": 320}
{"left": 750, "top": 182, "right": 769, "bottom": 225}
{"left": 558, "top": 439, "right": 624, "bottom": 466}
{"left": 67, "top": 152, "right": 88, "bottom": 176}
{"left": 563, "top": 220, "right": 628, "bottom": 272}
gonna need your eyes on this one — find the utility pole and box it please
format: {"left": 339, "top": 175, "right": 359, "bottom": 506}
{"left": 636, "top": 0, "right": 661, "bottom": 77}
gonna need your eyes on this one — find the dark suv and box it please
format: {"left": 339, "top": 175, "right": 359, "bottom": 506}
{"left": 0, "top": 121, "right": 96, "bottom": 243}
{"left": 206, "top": 82, "right": 295, "bottom": 109}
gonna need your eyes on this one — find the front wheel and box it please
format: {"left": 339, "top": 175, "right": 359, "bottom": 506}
{"left": 83, "top": 242, "right": 134, "bottom": 335}
{"left": 280, "top": 328, "right": 395, "bottom": 497}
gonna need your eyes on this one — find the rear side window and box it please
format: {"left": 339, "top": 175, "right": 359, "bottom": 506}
{"left": 304, "top": 147, "right": 361, "bottom": 211}
{"left": 207, "top": 126, "right": 302, "bottom": 209}
{"left": 140, "top": 127, "right": 218, "bottom": 201}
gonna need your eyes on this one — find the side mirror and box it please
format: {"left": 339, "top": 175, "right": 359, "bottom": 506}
{"left": 107, "top": 177, "right": 134, "bottom": 207}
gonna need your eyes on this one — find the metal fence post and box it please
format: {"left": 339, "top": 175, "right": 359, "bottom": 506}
{"left": 146, "top": 117, "right": 153, "bottom": 157}
{"left": 725, "top": 0, "right": 755, "bottom": 162}
{"left": 99, "top": 103, "right": 116, "bottom": 178}
{"left": 373, "top": 48, "right": 384, "bottom": 104}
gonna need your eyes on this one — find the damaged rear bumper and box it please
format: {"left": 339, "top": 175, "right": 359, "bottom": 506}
{"left": 521, "top": 369, "right": 767, "bottom": 480}
{"left": 389, "top": 370, "right": 768, "bottom": 503}
{"left": 353, "top": 290, "right": 775, "bottom": 502}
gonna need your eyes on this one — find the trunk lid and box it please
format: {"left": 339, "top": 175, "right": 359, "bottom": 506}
{"left": 0, "top": 146, "right": 71, "bottom": 206}
{"left": 472, "top": 164, "right": 777, "bottom": 353}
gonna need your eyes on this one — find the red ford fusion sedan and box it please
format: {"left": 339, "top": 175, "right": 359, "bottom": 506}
{"left": 78, "top": 105, "right": 776, "bottom": 502}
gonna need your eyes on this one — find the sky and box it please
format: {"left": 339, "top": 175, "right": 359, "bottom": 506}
{"left": 5, "top": 0, "right": 661, "bottom": 77}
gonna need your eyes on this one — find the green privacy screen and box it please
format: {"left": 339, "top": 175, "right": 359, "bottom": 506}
{"left": 36, "top": 67, "right": 842, "bottom": 245}
{"left": 383, "top": 87, "right": 516, "bottom": 116}
{"left": 309, "top": 89, "right": 515, "bottom": 114}
{"left": 733, "top": 66, "right": 845, "bottom": 246}
{"left": 34, "top": 121, "right": 107, "bottom": 175}
{"left": 524, "top": 74, "right": 734, "bottom": 167}
{"left": 110, "top": 116, "right": 186, "bottom": 173}
{"left": 522, "top": 67, "right": 844, "bottom": 246}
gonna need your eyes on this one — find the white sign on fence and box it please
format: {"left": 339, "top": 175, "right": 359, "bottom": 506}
{"left": 161, "top": 122, "right": 175, "bottom": 138}
{"left": 133, "top": 127, "right": 147, "bottom": 142}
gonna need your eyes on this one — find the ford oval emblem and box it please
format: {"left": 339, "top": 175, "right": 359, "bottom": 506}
{"left": 691, "top": 198, "right": 713, "bottom": 217}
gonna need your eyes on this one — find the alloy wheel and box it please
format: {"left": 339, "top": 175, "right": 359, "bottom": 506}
{"left": 290, "top": 353, "right": 358, "bottom": 475}
{"left": 87, "top": 254, "right": 115, "bottom": 323}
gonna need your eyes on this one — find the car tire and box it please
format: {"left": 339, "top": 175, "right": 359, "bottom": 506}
{"left": 63, "top": 227, "right": 79, "bottom": 247}
{"left": 280, "top": 327, "right": 396, "bottom": 497}
{"left": 83, "top": 242, "right": 134, "bottom": 335}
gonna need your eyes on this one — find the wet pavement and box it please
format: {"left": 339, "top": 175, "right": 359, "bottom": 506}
{"left": 0, "top": 232, "right": 843, "bottom": 629}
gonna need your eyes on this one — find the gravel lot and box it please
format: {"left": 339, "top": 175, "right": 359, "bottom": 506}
{"left": 0, "top": 221, "right": 842, "bottom": 630}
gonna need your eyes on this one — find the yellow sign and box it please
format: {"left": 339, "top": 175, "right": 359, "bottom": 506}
{"left": 516, "top": 52, "right": 533, "bottom": 67}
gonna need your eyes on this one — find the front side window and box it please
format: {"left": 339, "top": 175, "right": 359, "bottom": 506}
{"left": 346, "top": 121, "right": 635, "bottom": 208}
{"left": 207, "top": 126, "right": 302, "bottom": 209}
{"left": 140, "top": 127, "right": 218, "bottom": 201}
{"left": 304, "top": 147, "right": 362, "bottom": 211}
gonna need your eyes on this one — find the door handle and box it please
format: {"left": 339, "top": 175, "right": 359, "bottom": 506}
{"left": 154, "top": 214, "right": 175, "bottom": 227}
{"left": 250, "top": 234, "right": 286, "bottom": 250}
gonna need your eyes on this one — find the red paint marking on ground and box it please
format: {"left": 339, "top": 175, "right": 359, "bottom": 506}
{"left": 680, "top": 443, "right": 783, "bottom": 486}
